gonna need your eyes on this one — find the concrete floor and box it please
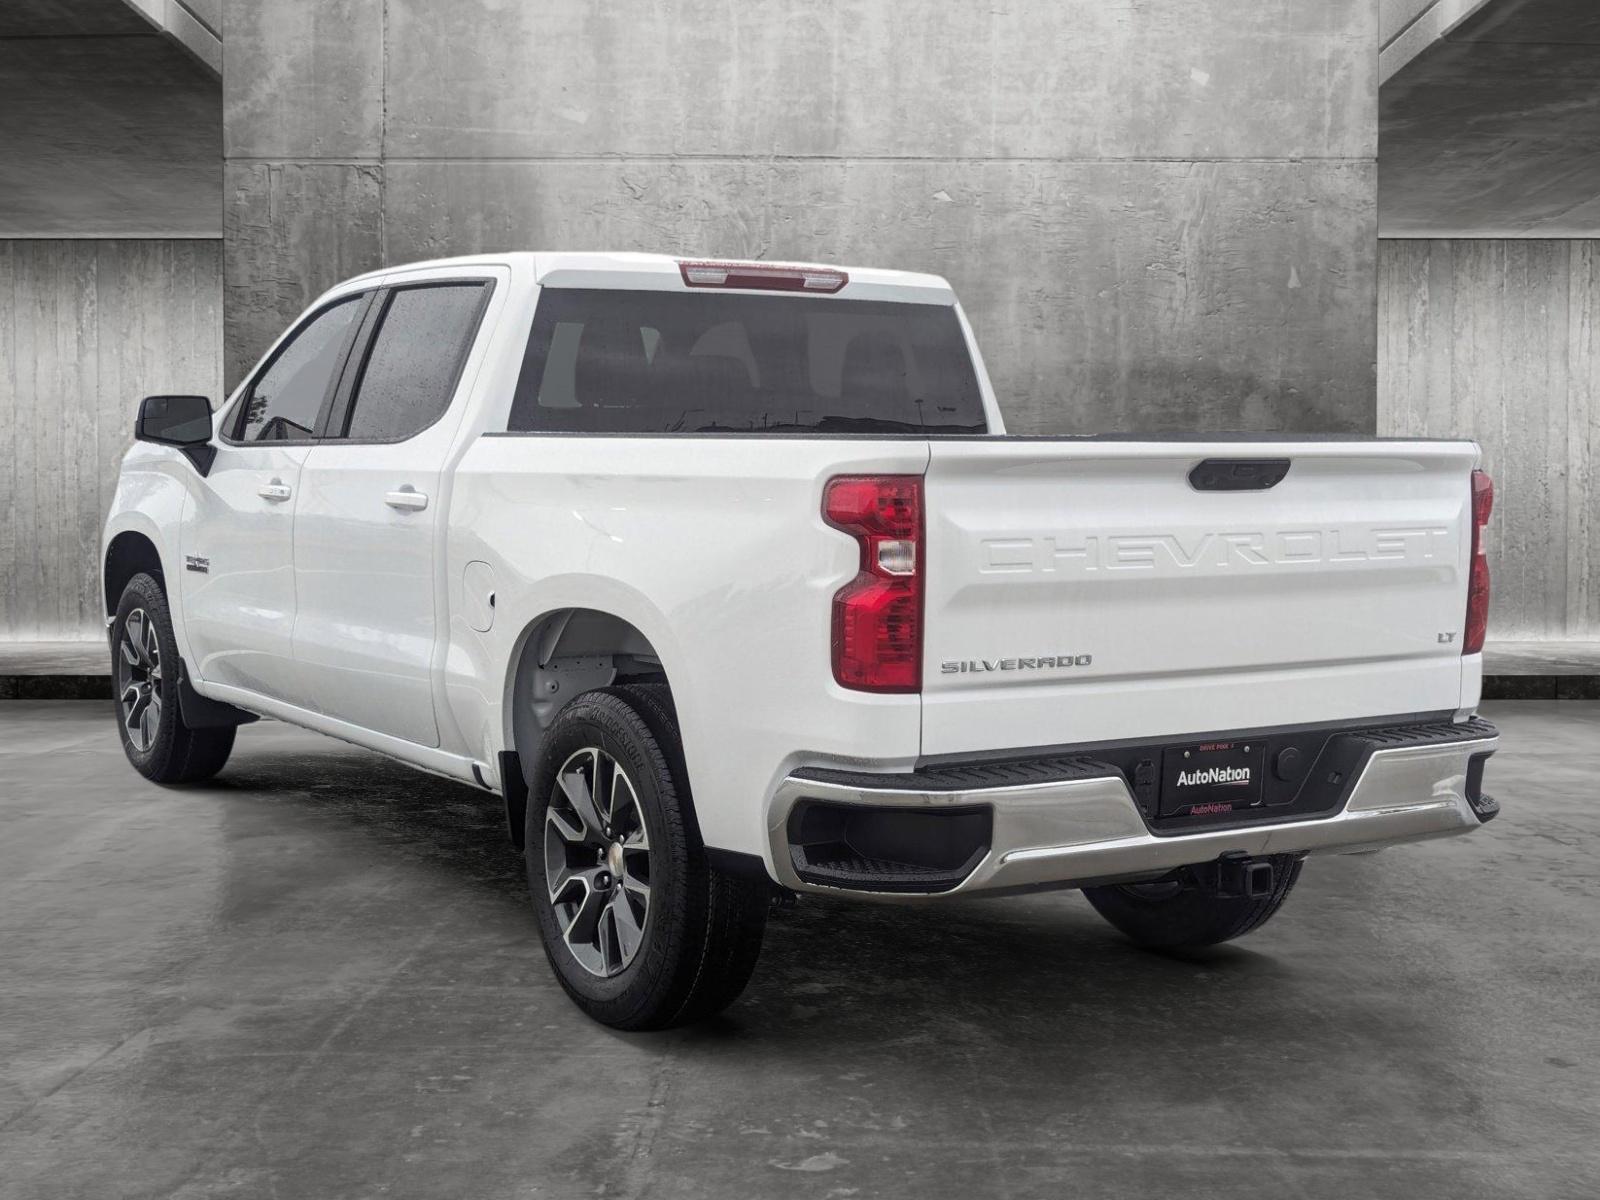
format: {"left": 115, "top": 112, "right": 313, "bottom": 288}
{"left": 1, "top": 702, "right": 1596, "bottom": 1199}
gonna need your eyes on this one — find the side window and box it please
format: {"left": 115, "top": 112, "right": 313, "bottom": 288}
{"left": 337, "top": 283, "right": 489, "bottom": 442}
{"left": 234, "top": 295, "right": 364, "bottom": 442}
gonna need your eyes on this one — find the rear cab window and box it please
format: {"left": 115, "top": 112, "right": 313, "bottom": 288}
{"left": 508, "top": 289, "right": 988, "bottom": 434}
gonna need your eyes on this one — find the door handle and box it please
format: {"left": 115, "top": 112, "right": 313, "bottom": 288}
{"left": 385, "top": 486, "right": 429, "bottom": 512}
{"left": 258, "top": 480, "right": 292, "bottom": 502}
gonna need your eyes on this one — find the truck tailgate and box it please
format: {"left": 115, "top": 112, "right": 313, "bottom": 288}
{"left": 921, "top": 439, "right": 1479, "bottom": 757}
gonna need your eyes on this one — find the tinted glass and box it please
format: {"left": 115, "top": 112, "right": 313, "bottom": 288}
{"left": 340, "top": 283, "right": 488, "bottom": 441}
{"left": 508, "top": 288, "right": 987, "bottom": 434}
{"left": 139, "top": 395, "right": 211, "bottom": 444}
{"left": 236, "top": 296, "right": 363, "bottom": 442}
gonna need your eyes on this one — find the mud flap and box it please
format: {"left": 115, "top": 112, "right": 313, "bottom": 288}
{"left": 177, "top": 660, "right": 258, "bottom": 728}
{"left": 499, "top": 749, "right": 529, "bottom": 850}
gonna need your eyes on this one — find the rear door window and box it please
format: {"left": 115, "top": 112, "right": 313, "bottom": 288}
{"left": 508, "top": 289, "right": 987, "bottom": 434}
{"left": 334, "top": 282, "right": 490, "bottom": 442}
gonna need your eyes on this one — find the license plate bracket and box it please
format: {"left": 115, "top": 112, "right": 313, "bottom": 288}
{"left": 1159, "top": 740, "right": 1265, "bottom": 818}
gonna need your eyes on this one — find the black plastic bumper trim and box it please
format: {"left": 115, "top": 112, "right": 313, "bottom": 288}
{"left": 786, "top": 800, "right": 994, "bottom": 893}
{"left": 789, "top": 754, "right": 1113, "bottom": 794}
{"left": 915, "top": 709, "right": 1461, "bottom": 770}
{"left": 1465, "top": 750, "right": 1499, "bottom": 822}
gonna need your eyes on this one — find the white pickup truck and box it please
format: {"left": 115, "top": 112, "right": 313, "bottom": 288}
{"left": 104, "top": 252, "right": 1501, "bottom": 1029}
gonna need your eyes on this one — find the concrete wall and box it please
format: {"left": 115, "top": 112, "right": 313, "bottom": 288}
{"left": 1378, "top": 0, "right": 1495, "bottom": 83}
{"left": 1379, "top": 0, "right": 1600, "bottom": 237}
{"left": 0, "top": 239, "right": 223, "bottom": 641}
{"left": 122, "top": 0, "right": 224, "bottom": 77}
{"left": 1379, "top": 239, "right": 1598, "bottom": 640}
{"left": 224, "top": 0, "right": 1380, "bottom": 435}
{"left": 0, "top": 16, "right": 222, "bottom": 237}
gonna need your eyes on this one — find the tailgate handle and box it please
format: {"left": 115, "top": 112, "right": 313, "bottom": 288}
{"left": 1188, "top": 458, "right": 1290, "bottom": 492}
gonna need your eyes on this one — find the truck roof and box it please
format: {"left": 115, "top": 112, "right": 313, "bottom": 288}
{"left": 347, "top": 252, "right": 958, "bottom": 305}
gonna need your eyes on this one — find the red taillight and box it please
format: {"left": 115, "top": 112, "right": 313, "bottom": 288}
{"left": 678, "top": 260, "right": 848, "bottom": 293}
{"left": 1464, "top": 468, "right": 1493, "bottom": 655}
{"left": 824, "top": 475, "right": 923, "bottom": 693}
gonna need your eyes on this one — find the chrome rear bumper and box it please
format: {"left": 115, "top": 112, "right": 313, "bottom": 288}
{"left": 767, "top": 729, "right": 1499, "bottom": 898}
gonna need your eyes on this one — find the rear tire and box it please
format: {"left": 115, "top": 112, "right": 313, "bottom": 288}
{"left": 1082, "top": 855, "right": 1304, "bottom": 949}
{"left": 112, "top": 573, "right": 236, "bottom": 784}
{"left": 617, "top": 683, "right": 771, "bottom": 1025}
{"left": 526, "top": 686, "right": 767, "bottom": 1030}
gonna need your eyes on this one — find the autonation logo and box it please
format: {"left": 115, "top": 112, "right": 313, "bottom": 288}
{"left": 1175, "top": 765, "right": 1252, "bottom": 788}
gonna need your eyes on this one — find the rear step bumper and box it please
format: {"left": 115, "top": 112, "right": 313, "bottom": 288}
{"left": 767, "top": 718, "right": 1499, "bottom": 898}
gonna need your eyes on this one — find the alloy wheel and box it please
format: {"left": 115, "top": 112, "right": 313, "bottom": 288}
{"left": 117, "top": 608, "right": 163, "bottom": 752}
{"left": 544, "top": 746, "right": 652, "bottom": 977}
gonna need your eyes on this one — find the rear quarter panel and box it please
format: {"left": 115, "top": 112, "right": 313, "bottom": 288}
{"left": 445, "top": 435, "right": 930, "bottom": 859}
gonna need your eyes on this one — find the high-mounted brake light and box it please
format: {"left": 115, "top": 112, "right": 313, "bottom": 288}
{"left": 678, "top": 260, "right": 848, "bottom": 294}
{"left": 1463, "top": 468, "right": 1493, "bottom": 656}
{"left": 824, "top": 475, "right": 923, "bottom": 693}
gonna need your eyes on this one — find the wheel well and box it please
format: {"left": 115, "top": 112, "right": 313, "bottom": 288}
{"left": 105, "top": 532, "right": 164, "bottom": 614}
{"left": 508, "top": 608, "right": 671, "bottom": 772}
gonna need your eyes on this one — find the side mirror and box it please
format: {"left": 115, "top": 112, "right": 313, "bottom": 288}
{"left": 136, "top": 395, "right": 215, "bottom": 475}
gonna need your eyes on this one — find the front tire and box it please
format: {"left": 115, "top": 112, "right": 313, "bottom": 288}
{"left": 526, "top": 687, "right": 767, "bottom": 1030}
{"left": 112, "top": 573, "right": 235, "bottom": 784}
{"left": 1082, "top": 855, "right": 1304, "bottom": 950}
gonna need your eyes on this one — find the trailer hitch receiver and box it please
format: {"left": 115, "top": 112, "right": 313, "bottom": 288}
{"left": 1201, "top": 851, "right": 1275, "bottom": 899}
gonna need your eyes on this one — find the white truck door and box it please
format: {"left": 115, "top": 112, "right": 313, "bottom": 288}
{"left": 290, "top": 277, "right": 496, "bottom": 747}
{"left": 181, "top": 293, "right": 369, "bottom": 705}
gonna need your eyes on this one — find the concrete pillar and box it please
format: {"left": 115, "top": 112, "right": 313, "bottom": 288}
{"left": 1380, "top": 239, "right": 1600, "bottom": 640}
{"left": 0, "top": 240, "right": 223, "bottom": 639}
{"left": 224, "top": 1, "right": 1379, "bottom": 433}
